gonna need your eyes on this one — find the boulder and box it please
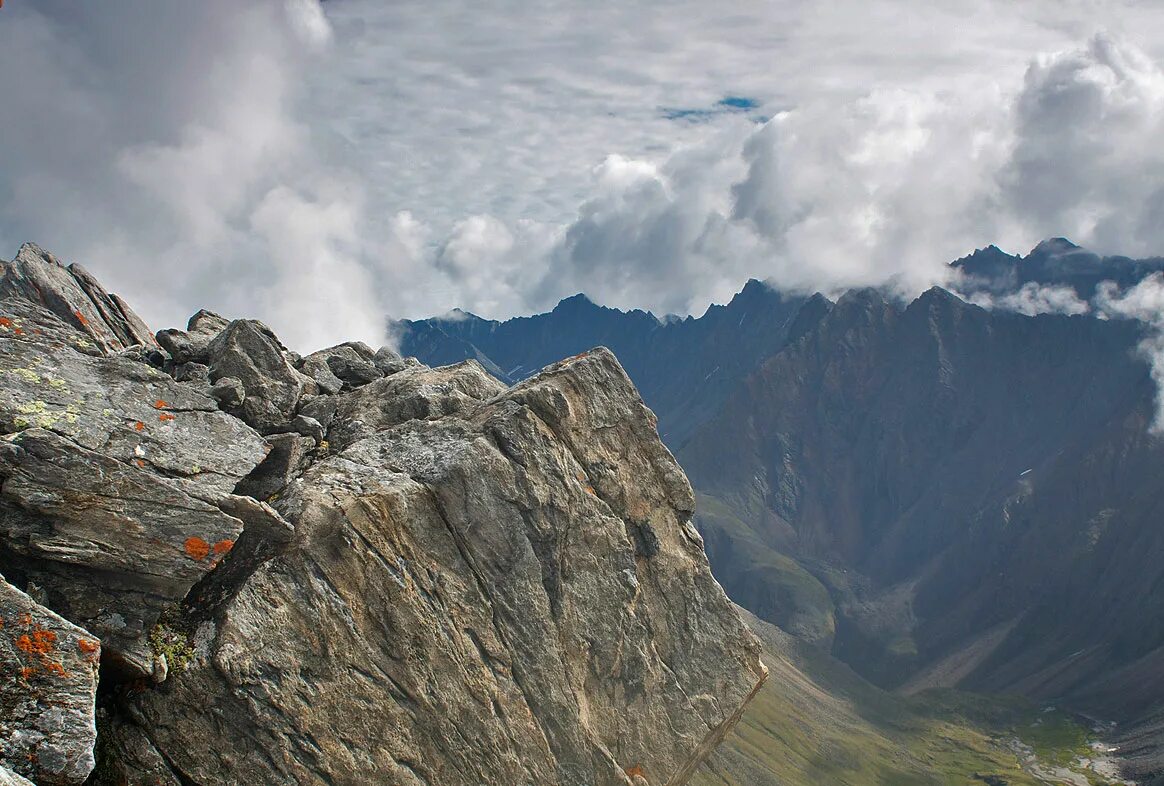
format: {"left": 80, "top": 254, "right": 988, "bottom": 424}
{"left": 155, "top": 309, "right": 232, "bottom": 367}
{"left": 124, "top": 349, "right": 766, "bottom": 785}
{"left": 298, "top": 354, "right": 344, "bottom": 395}
{"left": 301, "top": 342, "right": 382, "bottom": 390}
{"left": 0, "top": 429, "right": 250, "bottom": 674}
{"left": 206, "top": 320, "right": 303, "bottom": 433}
{"left": 373, "top": 344, "right": 404, "bottom": 375}
{"left": 0, "top": 574, "right": 100, "bottom": 785}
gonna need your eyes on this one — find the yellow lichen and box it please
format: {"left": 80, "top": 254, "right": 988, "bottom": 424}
{"left": 9, "top": 368, "right": 41, "bottom": 384}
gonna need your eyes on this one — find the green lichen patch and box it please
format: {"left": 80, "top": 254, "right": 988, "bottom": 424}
{"left": 147, "top": 623, "right": 195, "bottom": 675}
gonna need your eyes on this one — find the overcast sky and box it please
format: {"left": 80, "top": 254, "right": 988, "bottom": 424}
{"left": 2, "top": 0, "right": 1164, "bottom": 350}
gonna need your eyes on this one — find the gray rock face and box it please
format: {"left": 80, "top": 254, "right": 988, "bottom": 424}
{"left": 207, "top": 320, "right": 303, "bottom": 433}
{"left": 0, "top": 285, "right": 269, "bottom": 675}
{"left": 301, "top": 342, "right": 382, "bottom": 391}
{"left": 0, "top": 429, "right": 250, "bottom": 675}
{"left": 124, "top": 348, "right": 766, "bottom": 786}
{"left": 374, "top": 344, "right": 405, "bottom": 375}
{"left": 1, "top": 246, "right": 765, "bottom": 786}
{"left": 0, "top": 244, "right": 155, "bottom": 354}
{"left": 327, "top": 359, "right": 508, "bottom": 451}
{"left": 233, "top": 433, "right": 316, "bottom": 501}
{"left": 0, "top": 574, "right": 100, "bottom": 785}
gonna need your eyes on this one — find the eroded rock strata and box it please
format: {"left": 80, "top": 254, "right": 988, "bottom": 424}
{"left": 0, "top": 244, "right": 765, "bottom": 785}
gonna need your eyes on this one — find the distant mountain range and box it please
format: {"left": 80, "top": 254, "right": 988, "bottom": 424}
{"left": 955, "top": 236, "right": 1164, "bottom": 299}
{"left": 398, "top": 241, "right": 1164, "bottom": 776}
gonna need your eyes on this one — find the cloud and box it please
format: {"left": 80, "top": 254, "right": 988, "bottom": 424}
{"left": 1001, "top": 34, "right": 1164, "bottom": 256}
{"left": 968, "top": 283, "right": 1091, "bottom": 317}
{"left": 4, "top": 0, "right": 1164, "bottom": 345}
{"left": 1097, "top": 275, "right": 1164, "bottom": 432}
{"left": 0, "top": 0, "right": 382, "bottom": 352}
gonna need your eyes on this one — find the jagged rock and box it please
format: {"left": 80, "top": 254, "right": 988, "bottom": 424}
{"left": 0, "top": 429, "right": 250, "bottom": 674}
{"left": 125, "top": 348, "right": 766, "bottom": 785}
{"left": 233, "top": 434, "right": 316, "bottom": 501}
{"left": 296, "top": 394, "right": 337, "bottom": 434}
{"left": 0, "top": 574, "right": 100, "bottom": 785}
{"left": 155, "top": 310, "right": 231, "bottom": 367}
{"left": 0, "top": 300, "right": 269, "bottom": 674}
{"left": 288, "top": 414, "right": 325, "bottom": 445}
{"left": 208, "top": 376, "right": 245, "bottom": 409}
{"left": 0, "top": 244, "right": 156, "bottom": 354}
{"left": 298, "top": 354, "right": 345, "bottom": 395}
{"left": 186, "top": 309, "right": 229, "bottom": 336}
{"left": 170, "top": 362, "right": 210, "bottom": 384}
{"left": 328, "top": 359, "right": 507, "bottom": 451}
{"left": 0, "top": 298, "right": 105, "bottom": 358}
{"left": 374, "top": 344, "right": 405, "bottom": 375}
{"left": 1, "top": 248, "right": 765, "bottom": 785}
{"left": 0, "top": 317, "right": 267, "bottom": 497}
{"left": 302, "top": 342, "right": 382, "bottom": 390}
{"left": 206, "top": 320, "right": 303, "bottom": 433}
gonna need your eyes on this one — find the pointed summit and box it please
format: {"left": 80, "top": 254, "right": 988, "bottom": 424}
{"left": 1028, "top": 237, "right": 1084, "bottom": 257}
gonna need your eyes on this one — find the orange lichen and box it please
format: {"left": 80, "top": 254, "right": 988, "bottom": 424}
{"left": 626, "top": 764, "right": 647, "bottom": 779}
{"left": 16, "top": 627, "right": 57, "bottom": 655}
{"left": 73, "top": 309, "right": 90, "bottom": 327}
{"left": 184, "top": 536, "right": 211, "bottom": 561}
{"left": 212, "top": 539, "right": 235, "bottom": 556}
{"left": 133, "top": 458, "right": 146, "bottom": 468}
{"left": 17, "top": 612, "right": 31, "bottom": 626}
{"left": 584, "top": 485, "right": 596, "bottom": 496}
{"left": 153, "top": 399, "right": 168, "bottom": 409}
{"left": 19, "top": 666, "right": 36, "bottom": 680}
{"left": 134, "top": 420, "right": 145, "bottom": 431}
{"left": 77, "top": 638, "right": 100, "bottom": 655}
{"left": 44, "top": 661, "right": 68, "bottom": 678}
{"left": 0, "top": 316, "right": 11, "bottom": 328}
{"left": 158, "top": 412, "right": 176, "bottom": 422}
{"left": 11, "top": 327, "right": 22, "bottom": 336}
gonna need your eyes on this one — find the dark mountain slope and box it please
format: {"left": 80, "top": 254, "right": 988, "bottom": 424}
{"left": 679, "top": 286, "right": 1164, "bottom": 722}
{"left": 398, "top": 282, "right": 820, "bottom": 446}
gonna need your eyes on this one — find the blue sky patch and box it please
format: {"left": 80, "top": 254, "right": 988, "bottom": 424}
{"left": 661, "top": 95, "right": 763, "bottom": 123}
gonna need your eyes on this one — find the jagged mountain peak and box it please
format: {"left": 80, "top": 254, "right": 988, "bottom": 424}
{"left": 1028, "top": 236, "right": 1084, "bottom": 257}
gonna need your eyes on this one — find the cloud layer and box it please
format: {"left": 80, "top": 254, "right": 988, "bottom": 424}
{"left": 3, "top": 1, "right": 1164, "bottom": 349}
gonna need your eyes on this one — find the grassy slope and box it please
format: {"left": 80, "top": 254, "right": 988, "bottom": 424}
{"left": 694, "top": 609, "right": 1112, "bottom": 786}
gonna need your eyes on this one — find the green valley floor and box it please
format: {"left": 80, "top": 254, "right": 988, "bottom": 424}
{"left": 695, "top": 609, "right": 1133, "bottom": 786}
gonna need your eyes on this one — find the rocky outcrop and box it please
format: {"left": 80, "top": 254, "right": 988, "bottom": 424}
{"left": 0, "top": 243, "right": 155, "bottom": 353}
{"left": 0, "top": 292, "right": 271, "bottom": 677}
{"left": 0, "top": 246, "right": 765, "bottom": 785}
{"left": 0, "top": 574, "right": 100, "bottom": 785}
